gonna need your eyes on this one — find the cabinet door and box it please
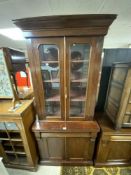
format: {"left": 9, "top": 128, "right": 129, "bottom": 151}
{"left": 37, "top": 137, "right": 65, "bottom": 161}
{"left": 31, "top": 38, "right": 64, "bottom": 119}
{"left": 96, "top": 135, "right": 131, "bottom": 163}
{"left": 66, "top": 137, "right": 95, "bottom": 161}
{"left": 66, "top": 37, "right": 103, "bottom": 119}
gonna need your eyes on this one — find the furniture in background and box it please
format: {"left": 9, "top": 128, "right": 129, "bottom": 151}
{"left": 105, "top": 62, "right": 131, "bottom": 129}
{"left": 0, "top": 100, "right": 38, "bottom": 171}
{"left": 14, "top": 14, "right": 116, "bottom": 165}
{"left": 3, "top": 47, "right": 28, "bottom": 88}
{"left": 96, "top": 48, "right": 131, "bottom": 111}
{"left": 0, "top": 47, "right": 33, "bottom": 100}
{"left": 95, "top": 112, "right": 131, "bottom": 167}
{"left": 0, "top": 48, "right": 14, "bottom": 99}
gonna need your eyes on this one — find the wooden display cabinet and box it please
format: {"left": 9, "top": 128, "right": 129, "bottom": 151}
{"left": 105, "top": 62, "right": 131, "bottom": 129}
{"left": 0, "top": 100, "right": 38, "bottom": 171}
{"left": 14, "top": 14, "right": 116, "bottom": 165}
{"left": 95, "top": 112, "right": 131, "bottom": 167}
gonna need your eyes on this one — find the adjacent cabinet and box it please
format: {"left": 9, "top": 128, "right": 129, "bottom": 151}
{"left": 95, "top": 113, "right": 131, "bottom": 166}
{"left": 105, "top": 62, "right": 131, "bottom": 129}
{"left": 0, "top": 100, "right": 37, "bottom": 170}
{"left": 14, "top": 15, "right": 116, "bottom": 165}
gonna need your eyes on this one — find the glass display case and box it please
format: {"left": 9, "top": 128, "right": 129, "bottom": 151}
{"left": 14, "top": 14, "right": 116, "bottom": 121}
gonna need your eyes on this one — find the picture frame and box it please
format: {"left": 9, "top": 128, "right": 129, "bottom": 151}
{"left": 0, "top": 48, "right": 14, "bottom": 98}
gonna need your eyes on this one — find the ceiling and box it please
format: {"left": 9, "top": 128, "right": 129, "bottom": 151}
{"left": 0, "top": 0, "right": 131, "bottom": 51}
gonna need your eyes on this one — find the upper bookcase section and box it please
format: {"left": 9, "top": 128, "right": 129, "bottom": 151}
{"left": 13, "top": 14, "right": 117, "bottom": 38}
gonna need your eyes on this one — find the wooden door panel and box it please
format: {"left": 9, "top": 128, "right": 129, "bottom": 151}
{"left": 107, "top": 141, "right": 131, "bottom": 161}
{"left": 39, "top": 137, "right": 65, "bottom": 160}
{"left": 66, "top": 137, "right": 93, "bottom": 160}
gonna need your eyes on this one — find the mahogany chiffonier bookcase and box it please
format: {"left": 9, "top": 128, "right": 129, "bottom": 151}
{"left": 95, "top": 112, "right": 131, "bottom": 167}
{"left": 0, "top": 100, "right": 38, "bottom": 170}
{"left": 14, "top": 14, "right": 116, "bottom": 165}
{"left": 105, "top": 62, "right": 131, "bottom": 129}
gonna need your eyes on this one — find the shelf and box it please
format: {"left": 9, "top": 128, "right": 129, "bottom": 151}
{"left": 46, "top": 94, "right": 60, "bottom": 102}
{"left": 70, "top": 113, "right": 84, "bottom": 117}
{"left": 41, "top": 60, "right": 58, "bottom": 64}
{"left": 71, "top": 96, "right": 86, "bottom": 101}
{"left": 0, "top": 138, "right": 9, "bottom": 141}
{"left": 71, "top": 78, "right": 87, "bottom": 82}
{"left": 46, "top": 112, "right": 61, "bottom": 116}
{"left": 6, "top": 154, "right": 28, "bottom": 165}
{"left": 13, "top": 142, "right": 23, "bottom": 147}
{"left": 44, "top": 79, "right": 60, "bottom": 83}
{"left": 11, "top": 138, "right": 22, "bottom": 142}
{"left": 4, "top": 142, "right": 23, "bottom": 147}
{"left": 5, "top": 150, "right": 26, "bottom": 155}
{"left": 71, "top": 60, "right": 89, "bottom": 63}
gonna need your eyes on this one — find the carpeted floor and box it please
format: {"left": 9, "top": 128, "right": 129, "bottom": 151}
{"left": 61, "top": 166, "right": 131, "bottom": 175}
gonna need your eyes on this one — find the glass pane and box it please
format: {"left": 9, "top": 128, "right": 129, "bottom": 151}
{"left": 5, "top": 122, "right": 19, "bottom": 131}
{"left": 39, "top": 45, "right": 61, "bottom": 117}
{"left": 70, "top": 43, "right": 90, "bottom": 117}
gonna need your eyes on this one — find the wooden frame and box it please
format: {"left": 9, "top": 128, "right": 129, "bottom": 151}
{"left": 105, "top": 62, "right": 131, "bottom": 129}
{"left": 0, "top": 48, "right": 13, "bottom": 99}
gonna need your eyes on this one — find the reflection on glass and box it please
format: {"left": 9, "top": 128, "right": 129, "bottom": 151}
{"left": 39, "top": 44, "right": 61, "bottom": 117}
{"left": 70, "top": 43, "right": 90, "bottom": 117}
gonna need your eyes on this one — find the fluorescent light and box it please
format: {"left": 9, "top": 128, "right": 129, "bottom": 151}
{"left": 0, "top": 28, "right": 25, "bottom": 40}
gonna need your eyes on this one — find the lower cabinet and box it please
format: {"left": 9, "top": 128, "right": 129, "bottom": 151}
{"left": 32, "top": 121, "right": 100, "bottom": 165}
{"left": 95, "top": 113, "right": 131, "bottom": 166}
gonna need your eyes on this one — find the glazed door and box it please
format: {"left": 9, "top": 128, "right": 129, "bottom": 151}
{"left": 65, "top": 37, "right": 103, "bottom": 120}
{"left": 31, "top": 38, "right": 64, "bottom": 119}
